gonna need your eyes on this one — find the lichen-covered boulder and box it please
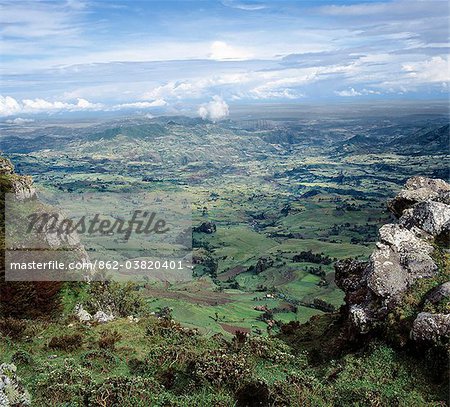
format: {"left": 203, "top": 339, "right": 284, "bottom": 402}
{"left": 412, "top": 312, "right": 450, "bottom": 343}
{"left": 335, "top": 177, "right": 450, "bottom": 344}
{"left": 0, "top": 363, "right": 31, "bottom": 406}
{"left": 426, "top": 282, "right": 450, "bottom": 305}
{"left": 93, "top": 310, "right": 114, "bottom": 324}
{"left": 388, "top": 176, "right": 450, "bottom": 217}
{"left": 400, "top": 201, "right": 450, "bottom": 236}
{"left": 75, "top": 304, "right": 92, "bottom": 322}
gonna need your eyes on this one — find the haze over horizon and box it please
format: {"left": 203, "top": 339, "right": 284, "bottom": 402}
{"left": 1, "top": 0, "right": 449, "bottom": 119}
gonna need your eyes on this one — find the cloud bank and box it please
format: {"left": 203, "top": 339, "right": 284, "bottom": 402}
{"left": 0, "top": 95, "right": 168, "bottom": 117}
{"left": 0, "top": 0, "right": 448, "bottom": 114}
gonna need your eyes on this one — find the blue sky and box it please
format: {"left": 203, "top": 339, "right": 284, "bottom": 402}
{"left": 0, "top": 0, "right": 449, "bottom": 118}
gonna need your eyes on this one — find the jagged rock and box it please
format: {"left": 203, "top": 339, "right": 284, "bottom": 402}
{"left": 0, "top": 363, "right": 31, "bottom": 407}
{"left": 335, "top": 176, "right": 450, "bottom": 341}
{"left": 11, "top": 176, "right": 36, "bottom": 201}
{"left": 0, "top": 158, "right": 14, "bottom": 175}
{"left": 93, "top": 310, "right": 114, "bottom": 324}
{"left": 367, "top": 243, "right": 408, "bottom": 300}
{"left": 75, "top": 304, "right": 92, "bottom": 322}
{"left": 335, "top": 259, "right": 369, "bottom": 307}
{"left": 335, "top": 259, "right": 368, "bottom": 292}
{"left": 412, "top": 312, "right": 450, "bottom": 343}
{"left": 349, "top": 305, "right": 371, "bottom": 334}
{"left": 426, "top": 282, "right": 450, "bottom": 305}
{"left": 400, "top": 201, "right": 450, "bottom": 236}
{"left": 436, "top": 219, "right": 450, "bottom": 245}
{"left": 378, "top": 224, "right": 434, "bottom": 254}
{"left": 388, "top": 176, "right": 450, "bottom": 217}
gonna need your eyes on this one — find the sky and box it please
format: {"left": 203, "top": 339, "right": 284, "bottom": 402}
{"left": 0, "top": 0, "right": 449, "bottom": 119}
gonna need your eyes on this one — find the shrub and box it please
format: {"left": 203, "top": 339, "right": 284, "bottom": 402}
{"left": 242, "top": 336, "right": 296, "bottom": 364}
{"left": 11, "top": 350, "right": 33, "bottom": 365}
{"left": 87, "top": 376, "right": 162, "bottom": 407}
{"left": 31, "top": 358, "right": 93, "bottom": 406}
{"left": 235, "top": 379, "right": 270, "bottom": 407}
{"left": 0, "top": 317, "right": 27, "bottom": 340}
{"left": 0, "top": 281, "right": 62, "bottom": 319}
{"left": 80, "top": 349, "right": 118, "bottom": 372}
{"left": 98, "top": 329, "right": 122, "bottom": 350}
{"left": 191, "top": 351, "right": 253, "bottom": 388}
{"left": 48, "top": 333, "right": 83, "bottom": 351}
{"left": 84, "top": 281, "right": 145, "bottom": 317}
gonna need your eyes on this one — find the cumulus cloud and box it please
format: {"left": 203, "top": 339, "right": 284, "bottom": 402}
{"left": 0, "top": 96, "right": 22, "bottom": 116}
{"left": 0, "top": 94, "right": 171, "bottom": 117}
{"left": 209, "top": 41, "right": 253, "bottom": 61}
{"left": 198, "top": 95, "right": 229, "bottom": 121}
{"left": 402, "top": 56, "right": 450, "bottom": 83}
{"left": 22, "top": 97, "right": 102, "bottom": 111}
{"left": 143, "top": 81, "right": 203, "bottom": 100}
{"left": 0, "top": 95, "right": 103, "bottom": 116}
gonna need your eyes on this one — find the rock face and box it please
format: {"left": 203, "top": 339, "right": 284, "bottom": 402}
{"left": 387, "top": 176, "right": 450, "bottom": 217}
{"left": 1, "top": 156, "right": 89, "bottom": 280}
{"left": 335, "top": 177, "right": 450, "bottom": 343}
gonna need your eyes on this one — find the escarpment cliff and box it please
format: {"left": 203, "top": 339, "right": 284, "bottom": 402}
{"left": 0, "top": 157, "right": 89, "bottom": 318}
{"left": 335, "top": 176, "right": 450, "bottom": 346}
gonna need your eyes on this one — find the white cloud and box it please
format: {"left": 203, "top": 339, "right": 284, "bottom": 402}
{"left": 0, "top": 95, "right": 22, "bottom": 116}
{"left": 335, "top": 88, "right": 361, "bottom": 97}
{"left": 0, "top": 96, "right": 103, "bottom": 116}
{"left": 198, "top": 96, "right": 229, "bottom": 121}
{"left": 112, "top": 100, "right": 167, "bottom": 110}
{"left": 402, "top": 56, "right": 450, "bottom": 83}
{"left": 221, "top": 1, "right": 267, "bottom": 11}
{"left": 335, "top": 88, "right": 381, "bottom": 97}
{"left": 209, "top": 41, "right": 253, "bottom": 61}
{"left": 21, "top": 97, "right": 103, "bottom": 112}
{"left": 5, "top": 117, "right": 35, "bottom": 124}
{"left": 143, "top": 81, "right": 203, "bottom": 100}
{"left": 0, "top": 94, "right": 170, "bottom": 117}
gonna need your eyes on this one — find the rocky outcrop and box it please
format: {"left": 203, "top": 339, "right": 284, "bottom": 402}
{"left": 75, "top": 304, "right": 92, "bottom": 322}
{"left": 336, "top": 177, "right": 450, "bottom": 344}
{"left": 10, "top": 175, "right": 36, "bottom": 201}
{"left": 0, "top": 158, "right": 14, "bottom": 176}
{"left": 1, "top": 156, "right": 89, "bottom": 281}
{"left": 412, "top": 312, "right": 450, "bottom": 342}
{"left": 0, "top": 363, "right": 31, "bottom": 406}
{"left": 387, "top": 176, "right": 450, "bottom": 217}
{"left": 74, "top": 304, "right": 115, "bottom": 324}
